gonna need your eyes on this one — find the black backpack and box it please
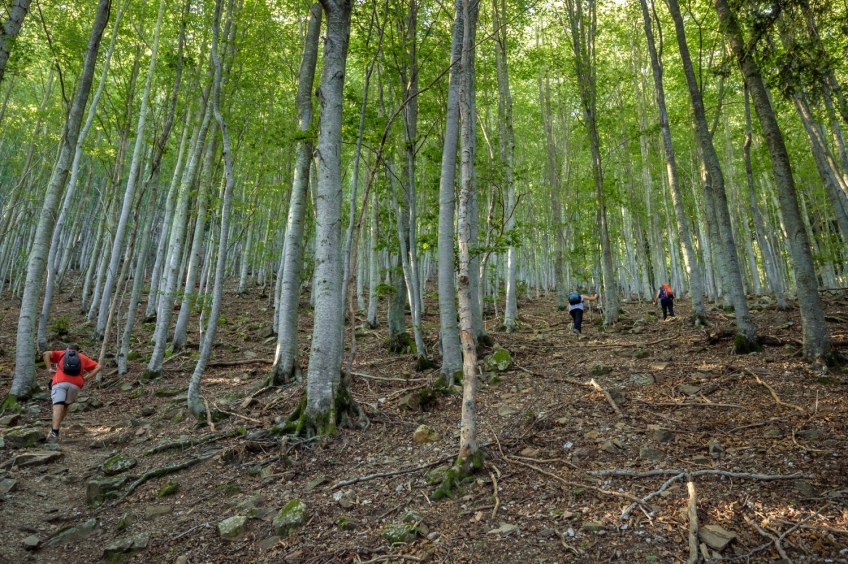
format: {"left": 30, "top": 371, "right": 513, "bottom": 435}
{"left": 568, "top": 292, "right": 582, "bottom": 305}
{"left": 63, "top": 349, "right": 82, "bottom": 376}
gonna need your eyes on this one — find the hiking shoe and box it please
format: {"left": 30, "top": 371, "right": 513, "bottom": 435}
{"left": 46, "top": 432, "right": 59, "bottom": 444}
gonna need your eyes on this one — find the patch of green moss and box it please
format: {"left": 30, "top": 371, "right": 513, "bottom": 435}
{"left": 733, "top": 334, "right": 762, "bottom": 354}
{"left": 158, "top": 481, "right": 179, "bottom": 498}
{"left": 126, "top": 351, "right": 141, "bottom": 361}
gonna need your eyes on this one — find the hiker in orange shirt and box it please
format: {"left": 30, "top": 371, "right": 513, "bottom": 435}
{"left": 42, "top": 344, "right": 101, "bottom": 443}
{"left": 653, "top": 283, "right": 675, "bottom": 320}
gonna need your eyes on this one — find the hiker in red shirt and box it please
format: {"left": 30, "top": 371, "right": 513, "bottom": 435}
{"left": 42, "top": 344, "right": 101, "bottom": 443}
{"left": 653, "top": 283, "right": 676, "bottom": 320}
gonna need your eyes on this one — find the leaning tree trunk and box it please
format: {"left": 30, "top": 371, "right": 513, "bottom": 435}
{"left": 713, "top": 0, "right": 831, "bottom": 363}
{"left": 0, "top": 0, "right": 33, "bottom": 88}
{"left": 303, "top": 0, "right": 357, "bottom": 436}
{"left": 6, "top": 0, "right": 111, "bottom": 406}
{"left": 436, "top": 0, "right": 463, "bottom": 382}
{"left": 668, "top": 0, "right": 758, "bottom": 352}
{"left": 270, "top": 2, "right": 321, "bottom": 385}
{"left": 638, "top": 0, "right": 707, "bottom": 325}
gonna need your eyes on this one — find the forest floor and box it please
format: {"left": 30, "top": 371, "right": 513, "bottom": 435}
{"left": 1, "top": 282, "right": 847, "bottom": 563}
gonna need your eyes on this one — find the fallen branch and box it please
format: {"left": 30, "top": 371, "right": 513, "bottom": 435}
{"left": 352, "top": 371, "right": 430, "bottom": 383}
{"left": 171, "top": 521, "right": 211, "bottom": 541}
{"left": 206, "top": 358, "right": 273, "bottom": 368}
{"left": 744, "top": 515, "right": 790, "bottom": 562}
{"left": 589, "top": 468, "right": 809, "bottom": 481}
{"left": 589, "top": 378, "right": 623, "bottom": 417}
{"left": 506, "top": 458, "right": 649, "bottom": 508}
{"left": 213, "top": 403, "right": 262, "bottom": 424}
{"left": 686, "top": 474, "right": 699, "bottom": 564}
{"left": 489, "top": 471, "right": 500, "bottom": 520}
{"left": 746, "top": 369, "right": 807, "bottom": 413}
{"left": 358, "top": 556, "right": 422, "bottom": 564}
{"left": 634, "top": 399, "right": 743, "bottom": 408}
{"left": 109, "top": 455, "right": 214, "bottom": 506}
{"left": 719, "top": 506, "right": 828, "bottom": 562}
{"left": 333, "top": 455, "right": 454, "bottom": 489}
{"left": 143, "top": 429, "right": 241, "bottom": 456}
{"left": 621, "top": 472, "right": 686, "bottom": 520}
{"left": 508, "top": 454, "right": 578, "bottom": 469}
{"left": 203, "top": 397, "right": 216, "bottom": 432}
{"left": 240, "top": 385, "right": 272, "bottom": 409}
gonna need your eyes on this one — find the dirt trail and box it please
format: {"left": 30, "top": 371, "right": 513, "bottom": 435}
{"left": 1, "top": 288, "right": 847, "bottom": 563}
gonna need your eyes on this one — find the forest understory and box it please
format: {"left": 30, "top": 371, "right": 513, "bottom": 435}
{"left": 1, "top": 282, "right": 847, "bottom": 564}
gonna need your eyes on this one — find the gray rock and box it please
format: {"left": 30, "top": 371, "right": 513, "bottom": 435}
{"left": 679, "top": 384, "right": 700, "bottom": 396}
{"left": 218, "top": 515, "right": 249, "bottom": 540}
{"left": 120, "top": 384, "right": 135, "bottom": 392}
{"left": 497, "top": 406, "right": 520, "bottom": 417}
{"left": 708, "top": 439, "right": 724, "bottom": 458}
{"left": 538, "top": 528, "right": 557, "bottom": 538}
{"left": 698, "top": 524, "right": 737, "bottom": 551}
{"left": 793, "top": 480, "right": 817, "bottom": 498}
{"left": 1, "top": 450, "right": 64, "bottom": 469}
{"left": 648, "top": 427, "right": 675, "bottom": 443}
{"left": 591, "top": 363, "right": 612, "bottom": 376}
{"left": 256, "top": 536, "right": 280, "bottom": 550}
{"left": 384, "top": 523, "right": 417, "bottom": 543}
{"left": 86, "top": 476, "right": 130, "bottom": 506}
{"left": 484, "top": 348, "right": 513, "bottom": 372}
{"left": 335, "top": 516, "right": 359, "bottom": 531}
{"left": 102, "top": 532, "right": 149, "bottom": 560}
{"left": 398, "top": 393, "right": 420, "bottom": 411}
{"left": 486, "top": 523, "right": 519, "bottom": 535}
{"left": 144, "top": 504, "right": 173, "bottom": 520}
{"left": 2, "top": 426, "right": 44, "bottom": 449}
{"left": 639, "top": 447, "right": 666, "bottom": 462}
{"left": 0, "top": 478, "right": 17, "bottom": 494}
{"left": 101, "top": 453, "right": 137, "bottom": 476}
{"left": 303, "top": 475, "right": 327, "bottom": 492}
{"left": 0, "top": 414, "right": 21, "bottom": 427}
{"left": 581, "top": 521, "right": 604, "bottom": 533}
{"left": 22, "top": 535, "right": 40, "bottom": 550}
{"left": 600, "top": 440, "right": 621, "bottom": 454}
{"left": 413, "top": 424, "right": 440, "bottom": 443}
{"left": 691, "top": 455, "right": 712, "bottom": 465}
{"left": 235, "top": 494, "right": 264, "bottom": 513}
{"left": 46, "top": 518, "right": 99, "bottom": 548}
{"left": 763, "top": 427, "right": 784, "bottom": 438}
{"left": 140, "top": 405, "right": 156, "bottom": 417}
{"left": 273, "top": 499, "right": 306, "bottom": 537}
{"left": 630, "top": 373, "right": 655, "bottom": 386}
{"left": 796, "top": 429, "right": 822, "bottom": 441}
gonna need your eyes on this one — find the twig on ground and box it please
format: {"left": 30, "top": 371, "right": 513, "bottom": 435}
{"left": 333, "top": 455, "right": 455, "bottom": 489}
{"left": 143, "top": 429, "right": 241, "bottom": 456}
{"left": 687, "top": 474, "right": 699, "bottom": 564}
{"left": 203, "top": 398, "right": 215, "bottom": 432}
{"left": 240, "top": 385, "right": 273, "bottom": 408}
{"left": 772, "top": 518, "right": 848, "bottom": 535}
{"left": 621, "top": 473, "right": 686, "bottom": 520}
{"left": 745, "top": 515, "right": 790, "bottom": 562}
{"left": 556, "top": 530, "right": 581, "bottom": 556}
{"left": 490, "top": 471, "right": 500, "bottom": 520}
{"left": 206, "top": 358, "right": 273, "bottom": 368}
{"left": 352, "top": 371, "right": 430, "bottom": 383}
{"left": 723, "top": 415, "right": 797, "bottom": 434}
{"left": 171, "top": 521, "right": 211, "bottom": 541}
{"left": 589, "top": 378, "right": 623, "bottom": 416}
{"left": 634, "top": 399, "right": 743, "bottom": 408}
{"left": 719, "top": 505, "right": 829, "bottom": 562}
{"left": 357, "top": 555, "right": 422, "bottom": 563}
{"left": 746, "top": 369, "right": 806, "bottom": 413}
{"left": 506, "top": 458, "right": 649, "bottom": 508}
{"left": 212, "top": 403, "right": 262, "bottom": 424}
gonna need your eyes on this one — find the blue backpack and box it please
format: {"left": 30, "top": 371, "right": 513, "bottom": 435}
{"left": 568, "top": 292, "right": 582, "bottom": 305}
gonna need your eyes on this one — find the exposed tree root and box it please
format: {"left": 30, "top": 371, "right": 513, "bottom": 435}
{"left": 108, "top": 455, "right": 214, "bottom": 507}
{"left": 142, "top": 429, "right": 242, "bottom": 456}
{"left": 277, "top": 380, "right": 370, "bottom": 439}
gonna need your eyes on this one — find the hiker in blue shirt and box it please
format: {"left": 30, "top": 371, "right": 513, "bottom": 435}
{"left": 568, "top": 291, "right": 599, "bottom": 334}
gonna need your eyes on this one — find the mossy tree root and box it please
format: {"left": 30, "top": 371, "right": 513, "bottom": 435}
{"left": 1, "top": 394, "right": 21, "bottom": 414}
{"left": 734, "top": 334, "right": 763, "bottom": 354}
{"left": 280, "top": 384, "right": 369, "bottom": 439}
{"left": 388, "top": 332, "right": 413, "bottom": 354}
{"left": 433, "top": 450, "right": 486, "bottom": 500}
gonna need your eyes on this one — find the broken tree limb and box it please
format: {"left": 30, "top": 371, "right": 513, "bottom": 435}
{"left": 106, "top": 455, "right": 215, "bottom": 508}
{"left": 143, "top": 429, "right": 241, "bottom": 456}
{"left": 686, "top": 474, "right": 699, "bottom": 564}
{"left": 506, "top": 458, "right": 650, "bottom": 508}
{"left": 489, "top": 471, "right": 500, "bottom": 520}
{"left": 333, "top": 455, "right": 455, "bottom": 489}
{"left": 744, "top": 515, "right": 790, "bottom": 563}
{"left": 589, "top": 378, "right": 623, "bottom": 416}
{"left": 746, "top": 369, "right": 806, "bottom": 413}
{"left": 351, "top": 371, "right": 430, "bottom": 383}
{"left": 621, "top": 472, "right": 686, "bottom": 520}
{"left": 205, "top": 358, "right": 273, "bottom": 368}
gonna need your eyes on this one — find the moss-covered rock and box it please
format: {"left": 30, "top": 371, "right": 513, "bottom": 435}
{"left": 217, "top": 515, "right": 248, "bottom": 540}
{"left": 2, "top": 426, "right": 44, "bottom": 449}
{"left": 273, "top": 499, "right": 306, "bottom": 537}
{"left": 412, "top": 424, "right": 440, "bottom": 443}
{"left": 101, "top": 454, "right": 137, "bottom": 476}
{"left": 87, "top": 476, "right": 130, "bottom": 506}
{"left": 383, "top": 523, "right": 416, "bottom": 544}
{"left": 484, "top": 348, "right": 512, "bottom": 372}
{"left": 157, "top": 481, "right": 179, "bottom": 498}
{"left": 590, "top": 363, "right": 612, "bottom": 376}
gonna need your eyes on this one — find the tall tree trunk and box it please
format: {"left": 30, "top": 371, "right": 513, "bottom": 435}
{"left": 7, "top": 0, "right": 111, "bottom": 405}
{"left": 437, "top": 0, "right": 463, "bottom": 380}
{"left": 304, "top": 0, "right": 355, "bottom": 434}
{"left": 0, "top": 0, "right": 33, "bottom": 88}
{"left": 270, "top": 2, "right": 321, "bottom": 385}
{"left": 713, "top": 0, "right": 831, "bottom": 363}
{"left": 638, "top": 0, "right": 707, "bottom": 325}
{"left": 668, "top": 0, "right": 758, "bottom": 351}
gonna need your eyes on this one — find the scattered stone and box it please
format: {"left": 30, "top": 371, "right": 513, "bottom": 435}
{"left": 631, "top": 326, "right": 644, "bottom": 335}
{"left": 691, "top": 455, "right": 712, "bottom": 465}
{"left": 413, "top": 424, "right": 440, "bottom": 443}
{"left": 0, "top": 478, "right": 17, "bottom": 494}
{"left": 235, "top": 494, "right": 264, "bottom": 514}
{"left": 581, "top": 521, "right": 604, "bottom": 533}
{"left": 484, "top": 348, "right": 513, "bottom": 372}
{"left": 486, "top": 523, "right": 519, "bottom": 535}
{"left": 630, "top": 374, "right": 655, "bottom": 386}
{"left": 679, "top": 384, "right": 700, "bottom": 396}
{"left": 22, "top": 535, "right": 40, "bottom": 550}
{"left": 639, "top": 447, "right": 666, "bottom": 462}
{"left": 650, "top": 362, "right": 669, "bottom": 371}
{"left": 256, "top": 536, "right": 280, "bottom": 550}
{"left": 335, "top": 517, "right": 359, "bottom": 531}
{"left": 1, "top": 450, "right": 64, "bottom": 469}
{"left": 218, "top": 515, "right": 249, "bottom": 540}
{"left": 384, "top": 523, "right": 416, "bottom": 543}
{"left": 273, "top": 499, "right": 306, "bottom": 537}
{"left": 0, "top": 414, "right": 21, "bottom": 427}
{"left": 158, "top": 481, "right": 179, "bottom": 498}
{"left": 101, "top": 453, "right": 137, "bottom": 476}
{"left": 796, "top": 429, "right": 822, "bottom": 441}
{"left": 708, "top": 439, "right": 724, "bottom": 458}
{"left": 793, "top": 480, "right": 817, "bottom": 498}
{"left": 591, "top": 363, "right": 612, "bottom": 376}
{"left": 2, "top": 426, "right": 44, "bottom": 449}
{"left": 120, "top": 384, "right": 135, "bottom": 392}
{"left": 304, "top": 475, "right": 327, "bottom": 492}
{"left": 171, "top": 410, "right": 185, "bottom": 424}
{"left": 102, "top": 532, "right": 149, "bottom": 561}
{"left": 497, "top": 406, "right": 520, "bottom": 417}
{"left": 87, "top": 476, "right": 130, "bottom": 506}
{"left": 584, "top": 430, "right": 599, "bottom": 440}
{"left": 634, "top": 349, "right": 649, "bottom": 359}
{"left": 46, "top": 518, "right": 99, "bottom": 547}
{"left": 698, "top": 524, "right": 737, "bottom": 551}
{"left": 258, "top": 325, "right": 275, "bottom": 339}
{"left": 600, "top": 441, "right": 621, "bottom": 454}
{"left": 140, "top": 405, "right": 156, "bottom": 417}
{"left": 398, "top": 393, "right": 420, "bottom": 411}
{"left": 538, "top": 528, "right": 557, "bottom": 539}
{"left": 763, "top": 427, "right": 784, "bottom": 438}
{"left": 336, "top": 490, "right": 356, "bottom": 509}
{"left": 154, "top": 387, "right": 183, "bottom": 398}
{"left": 648, "top": 427, "right": 675, "bottom": 443}
{"left": 144, "top": 505, "right": 173, "bottom": 520}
